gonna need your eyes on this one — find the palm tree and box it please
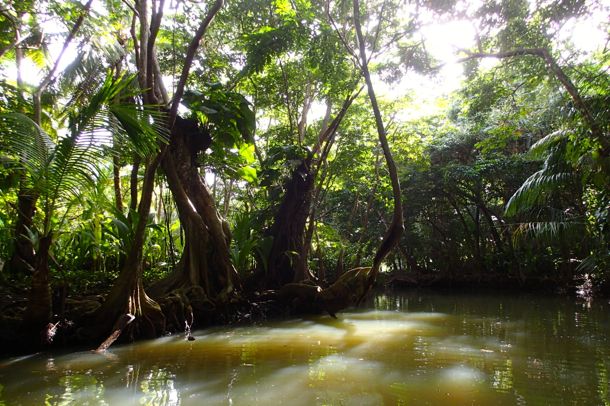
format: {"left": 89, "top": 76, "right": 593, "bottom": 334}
{"left": 0, "top": 73, "right": 163, "bottom": 338}
{"left": 506, "top": 126, "right": 609, "bottom": 285}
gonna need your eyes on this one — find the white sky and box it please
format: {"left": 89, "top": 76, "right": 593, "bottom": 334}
{"left": 373, "top": 9, "right": 608, "bottom": 121}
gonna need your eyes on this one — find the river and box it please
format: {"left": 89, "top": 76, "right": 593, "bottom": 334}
{"left": 1, "top": 290, "right": 609, "bottom": 405}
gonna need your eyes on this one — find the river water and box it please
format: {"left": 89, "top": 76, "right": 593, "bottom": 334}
{"left": 1, "top": 290, "right": 609, "bottom": 405}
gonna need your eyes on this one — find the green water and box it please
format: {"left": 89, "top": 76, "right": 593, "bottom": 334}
{"left": 1, "top": 291, "right": 609, "bottom": 405}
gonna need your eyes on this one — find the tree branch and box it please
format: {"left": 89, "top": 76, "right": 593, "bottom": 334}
{"left": 311, "top": 85, "right": 363, "bottom": 156}
{"left": 146, "top": 0, "right": 165, "bottom": 104}
{"left": 137, "top": 0, "right": 150, "bottom": 101}
{"left": 326, "top": 4, "right": 360, "bottom": 69}
{"left": 0, "top": 32, "right": 30, "bottom": 59}
{"left": 169, "top": 0, "right": 224, "bottom": 127}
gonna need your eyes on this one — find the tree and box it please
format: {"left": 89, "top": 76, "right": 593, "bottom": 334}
{"left": 0, "top": 73, "right": 161, "bottom": 337}
{"left": 87, "top": 0, "right": 243, "bottom": 340}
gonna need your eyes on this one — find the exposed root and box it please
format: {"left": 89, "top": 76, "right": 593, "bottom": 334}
{"left": 157, "top": 286, "right": 216, "bottom": 334}
{"left": 272, "top": 267, "right": 372, "bottom": 317}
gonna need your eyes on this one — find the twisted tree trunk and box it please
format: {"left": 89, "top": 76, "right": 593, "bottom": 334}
{"left": 91, "top": 0, "right": 225, "bottom": 343}
{"left": 151, "top": 117, "right": 239, "bottom": 299}
{"left": 264, "top": 156, "right": 316, "bottom": 287}
{"left": 262, "top": 92, "right": 360, "bottom": 288}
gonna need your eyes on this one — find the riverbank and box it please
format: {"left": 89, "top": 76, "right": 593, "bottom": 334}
{"left": 2, "top": 290, "right": 609, "bottom": 405}
{"left": 0, "top": 270, "right": 605, "bottom": 357}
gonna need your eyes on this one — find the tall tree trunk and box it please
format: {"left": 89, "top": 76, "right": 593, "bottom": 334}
{"left": 353, "top": 0, "right": 404, "bottom": 292}
{"left": 112, "top": 155, "right": 124, "bottom": 213}
{"left": 90, "top": 157, "right": 165, "bottom": 339}
{"left": 130, "top": 156, "right": 140, "bottom": 212}
{"left": 16, "top": 0, "right": 94, "bottom": 342}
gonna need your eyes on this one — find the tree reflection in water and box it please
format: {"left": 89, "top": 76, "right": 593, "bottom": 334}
{"left": 1, "top": 291, "right": 609, "bottom": 405}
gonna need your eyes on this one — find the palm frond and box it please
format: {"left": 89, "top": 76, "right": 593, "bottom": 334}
{"left": 577, "top": 250, "right": 610, "bottom": 274}
{"left": 505, "top": 169, "right": 575, "bottom": 216}
{"left": 57, "top": 39, "right": 126, "bottom": 103}
{"left": 512, "top": 219, "right": 585, "bottom": 246}
{"left": 108, "top": 104, "right": 169, "bottom": 156}
{"left": 68, "top": 73, "right": 168, "bottom": 157}
{"left": 46, "top": 134, "right": 101, "bottom": 205}
{"left": 505, "top": 131, "right": 577, "bottom": 217}
{"left": 0, "top": 112, "right": 55, "bottom": 186}
{"left": 528, "top": 129, "right": 565, "bottom": 158}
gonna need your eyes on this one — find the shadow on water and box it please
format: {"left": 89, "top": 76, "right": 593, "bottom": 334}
{"left": 1, "top": 290, "right": 610, "bottom": 405}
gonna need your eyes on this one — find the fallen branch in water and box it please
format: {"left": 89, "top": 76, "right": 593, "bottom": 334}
{"left": 41, "top": 321, "right": 60, "bottom": 345}
{"left": 94, "top": 313, "right": 135, "bottom": 353}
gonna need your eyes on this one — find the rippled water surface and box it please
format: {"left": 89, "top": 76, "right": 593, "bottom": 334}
{"left": 1, "top": 291, "right": 610, "bottom": 405}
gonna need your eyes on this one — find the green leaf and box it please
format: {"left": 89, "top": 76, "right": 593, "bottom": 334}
{"left": 237, "top": 165, "right": 257, "bottom": 183}
{"left": 238, "top": 143, "right": 256, "bottom": 164}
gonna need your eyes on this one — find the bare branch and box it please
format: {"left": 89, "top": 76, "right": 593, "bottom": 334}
{"left": 311, "top": 85, "right": 364, "bottom": 156}
{"left": 326, "top": 5, "right": 360, "bottom": 69}
{"left": 279, "top": 59, "right": 296, "bottom": 138}
{"left": 137, "top": 0, "right": 150, "bottom": 101}
{"left": 366, "top": 0, "right": 388, "bottom": 64}
{"left": 146, "top": 0, "right": 165, "bottom": 104}
{"left": 0, "top": 32, "right": 30, "bottom": 59}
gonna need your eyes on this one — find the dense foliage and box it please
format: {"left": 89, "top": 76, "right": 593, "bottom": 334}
{"left": 0, "top": 0, "right": 608, "bottom": 349}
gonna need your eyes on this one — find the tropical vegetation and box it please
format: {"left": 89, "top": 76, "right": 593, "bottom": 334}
{"left": 0, "top": 0, "right": 607, "bottom": 351}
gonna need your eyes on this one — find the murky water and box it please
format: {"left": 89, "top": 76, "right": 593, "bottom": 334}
{"left": 1, "top": 291, "right": 610, "bottom": 405}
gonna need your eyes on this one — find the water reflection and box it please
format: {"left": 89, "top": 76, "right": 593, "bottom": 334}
{"left": 1, "top": 291, "right": 610, "bottom": 405}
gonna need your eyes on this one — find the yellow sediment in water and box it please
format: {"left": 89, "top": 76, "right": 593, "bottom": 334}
{"left": 0, "top": 292, "right": 608, "bottom": 405}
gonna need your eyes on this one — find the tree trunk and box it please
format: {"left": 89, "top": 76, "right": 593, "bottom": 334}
{"left": 353, "top": 0, "right": 404, "bottom": 292}
{"left": 130, "top": 156, "right": 140, "bottom": 212}
{"left": 149, "top": 116, "right": 239, "bottom": 326}
{"left": 89, "top": 158, "right": 165, "bottom": 340}
{"left": 23, "top": 234, "right": 53, "bottom": 333}
{"left": 262, "top": 92, "right": 359, "bottom": 288}
{"left": 294, "top": 158, "right": 332, "bottom": 283}
{"left": 112, "top": 154, "right": 124, "bottom": 213}
{"left": 263, "top": 155, "right": 316, "bottom": 287}
{"left": 9, "top": 189, "right": 37, "bottom": 274}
